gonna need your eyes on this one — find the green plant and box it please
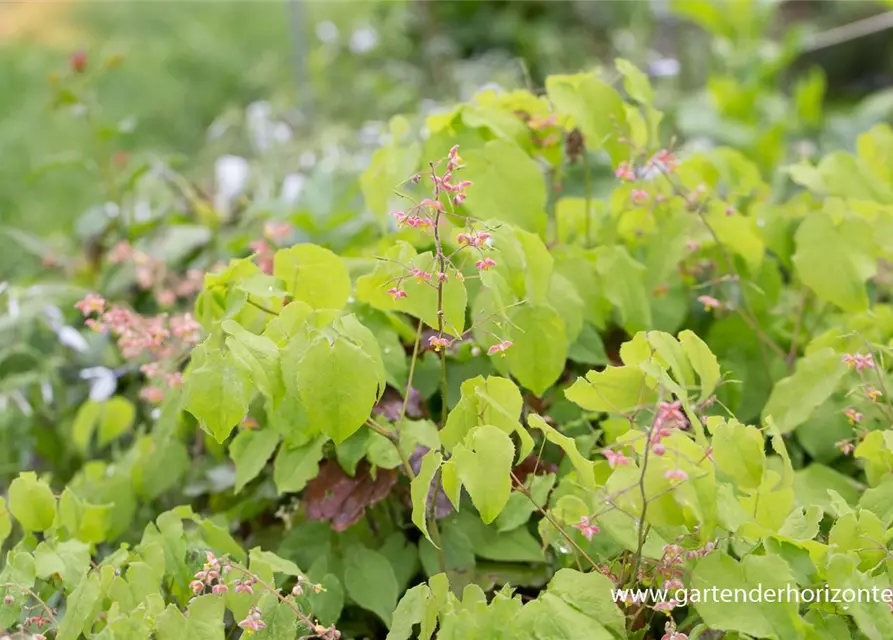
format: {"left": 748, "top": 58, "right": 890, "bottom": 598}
{"left": 8, "top": 37, "right": 893, "bottom": 640}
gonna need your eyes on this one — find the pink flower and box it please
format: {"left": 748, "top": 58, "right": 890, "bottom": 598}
{"left": 75, "top": 293, "right": 106, "bottom": 316}
{"left": 572, "top": 515, "right": 600, "bottom": 541}
{"left": 428, "top": 336, "right": 450, "bottom": 352}
{"left": 615, "top": 162, "right": 636, "bottom": 181}
{"left": 844, "top": 408, "right": 863, "bottom": 425}
{"left": 238, "top": 608, "right": 267, "bottom": 633}
{"left": 697, "top": 295, "right": 722, "bottom": 311}
{"left": 663, "top": 469, "right": 688, "bottom": 483}
{"left": 234, "top": 579, "right": 255, "bottom": 595}
{"left": 71, "top": 50, "right": 87, "bottom": 74}
{"left": 867, "top": 386, "right": 882, "bottom": 402}
{"left": 264, "top": 221, "right": 293, "bottom": 243}
{"left": 211, "top": 583, "right": 228, "bottom": 596}
{"left": 447, "top": 145, "right": 464, "bottom": 171}
{"left": 437, "top": 272, "right": 448, "bottom": 283}
{"left": 155, "top": 289, "right": 177, "bottom": 307}
{"left": 652, "top": 443, "right": 666, "bottom": 456}
{"left": 602, "top": 449, "right": 630, "bottom": 468}
{"left": 189, "top": 580, "right": 204, "bottom": 595}
{"left": 387, "top": 288, "right": 407, "bottom": 300}
{"left": 685, "top": 240, "right": 701, "bottom": 252}
{"left": 653, "top": 600, "right": 677, "bottom": 612}
{"left": 487, "top": 340, "right": 513, "bottom": 356}
{"left": 843, "top": 353, "right": 875, "bottom": 371}
{"left": 836, "top": 440, "right": 855, "bottom": 455}
{"left": 656, "top": 401, "right": 686, "bottom": 428}
{"left": 630, "top": 189, "right": 649, "bottom": 205}
{"left": 475, "top": 258, "right": 497, "bottom": 271}
{"left": 170, "top": 313, "right": 201, "bottom": 344}
{"left": 139, "top": 386, "right": 165, "bottom": 404}
{"left": 650, "top": 149, "right": 679, "bottom": 172}
{"left": 166, "top": 372, "right": 184, "bottom": 388}
{"left": 391, "top": 210, "right": 407, "bottom": 225}
{"left": 107, "top": 241, "right": 133, "bottom": 264}
{"left": 411, "top": 269, "right": 431, "bottom": 283}
{"left": 419, "top": 198, "right": 443, "bottom": 211}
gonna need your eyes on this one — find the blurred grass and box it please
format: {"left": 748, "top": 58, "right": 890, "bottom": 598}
{"left": 0, "top": 1, "right": 298, "bottom": 240}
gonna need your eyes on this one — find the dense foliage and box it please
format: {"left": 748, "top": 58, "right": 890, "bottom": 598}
{"left": 8, "top": 2, "right": 893, "bottom": 639}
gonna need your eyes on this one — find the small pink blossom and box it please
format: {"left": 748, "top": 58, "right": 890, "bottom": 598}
{"left": 387, "top": 288, "right": 407, "bottom": 301}
{"left": 155, "top": 289, "right": 177, "bottom": 307}
{"left": 107, "top": 241, "right": 133, "bottom": 264}
{"left": 139, "top": 386, "right": 165, "bottom": 404}
{"left": 663, "top": 469, "right": 688, "bottom": 483}
{"left": 572, "top": 515, "right": 600, "bottom": 541}
{"left": 447, "top": 145, "right": 464, "bottom": 171}
{"left": 238, "top": 607, "right": 267, "bottom": 633}
{"left": 652, "top": 443, "right": 666, "bottom": 456}
{"left": 843, "top": 352, "right": 875, "bottom": 371}
{"left": 189, "top": 580, "right": 205, "bottom": 595}
{"left": 234, "top": 579, "right": 255, "bottom": 595}
{"left": 653, "top": 600, "right": 677, "bottom": 612}
{"left": 211, "top": 583, "right": 228, "bottom": 596}
{"left": 166, "top": 372, "right": 184, "bottom": 388}
{"left": 615, "top": 162, "right": 636, "bottom": 181}
{"left": 410, "top": 269, "right": 431, "bottom": 283}
{"left": 419, "top": 198, "right": 443, "bottom": 211}
{"left": 844, "top": 408, "right": 863, "bottom": 425}
{"left": 75, "top": 293, "right": 106, "bottom": 316}
{"left": 602, "top": 449, "right": 630, "bottom": 468}
{"left": 697, "top": 295, "right": 722, "bottom": 311}
{"left": 475, "top": 258, "right": 497, "bottom": 271}
{"left": 264, "top": 221, "right": 293, "bottom": 243}
{"left": 437, "top": 272, "right": 448, "bottom": 283}
{"left": 630, "top": 189, "right": 649, "bottom": 205}
{"left": 867, "top": 386, "right": 882, "bottom": 402}
{"left": 836, "top": 440, "right": 855, "bottom": 455}
{"left": 685, "top": 240, "right": 701, "bottom": 252}
{"left": 656, "top": 401, "right": 686, "bottom": 428}
{"left": 487, "top": 340, "right": 513, "bottom": 356}
{"left": 428, "top": 336, "right": 450, "bottom": 352}
{"left": 650, "top": 149, "right": 679, "bottom": 172}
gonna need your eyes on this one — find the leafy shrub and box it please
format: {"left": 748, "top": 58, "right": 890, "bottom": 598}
{"left": 6, "top": 27, "right": 893, "bottom": 640}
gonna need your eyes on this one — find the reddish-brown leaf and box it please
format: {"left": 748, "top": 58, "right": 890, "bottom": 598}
{"left": 304, "top": 460, "right": 398, "bottom": 532}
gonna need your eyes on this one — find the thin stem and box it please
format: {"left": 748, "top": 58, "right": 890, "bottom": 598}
{"left": 1, "top": 582, "right": 58, "bottom": 627}
{"left": 583, "top": 147, "right": 592, "bottom": 247}
{"left": 227, "top": 565, "right": 316, "bottom": 630}
{"left": 365, "top": 418, "right": 415, "bottom": 479}
{"left": 510, "top": 471, "right": 598, "bottom": 569}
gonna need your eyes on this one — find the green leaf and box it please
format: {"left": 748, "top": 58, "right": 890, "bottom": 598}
{"left": 223, "top": 320, "right": 284, "bottom": 403}
{"left": 712, "top": 420, "right": 765, "bottom": 490}
{"left": 614, "top": 58, "right": 653, "bottom": 104}
{"left": 230, "top": 429, "right": 281, "bottom": 493}
{"left": 411, "top": 450, "right": 442, "bottom": 544}
{"left": 566, "top": 365, "right": 654, "bottom": 414}
{"left": 528, "top": 414, "right": 595, "bottom": 488}
{"left": 184, "top": 347, "right": 253, "bottom": 443}
{"left": 504, "top": 303, "right": 566, "bottom": 396}
{"left": 59, "top": 488, "right": 112, "bottom": 544}
{"left": 57, "top": 572, "right": 102, "bottom": 640}
{"left": 451, "top": 425, "right": 515, "bottom": 524}
{"left": 678, "top": 329, "right": 721, "bottom": 402}
{"left": 34, "top": 539, "right": 91, "bottom": 587}
{"left": 293, "top": 336, "right": 379, "bottom": 443}
{"left": 0, "top": 499, "right": 10, "bottom": 548}
{"left": 273, "top": 244, "right": 351, "bottom": 311}
{"left": 546, "top": 73, "right": 629, "bottom": 164}
{"left": 273, "top": 436, "right": 328, "bottom": 493}
{"left": 545, "top": 569, "right": 626, "bottom": 639}
{"left": 184, "top": 594, "right": 225, "bottom": 640}
{"left": 793, "top": 209, "right": 876, "bottom": 312}
{"left": 8, "top": 471, "right": 56, "bottom": 532}
{"left": 387, "top": 584, "right": 430, "bottom": 640}
{"left": 762, "top": 348, "right": 847, "bottom": 433}
{"left": 594, "top": 246, "right": 652, "bottom": 333}
{"left": 361, "top": 134, "right": 422, "bottom": 229}
{"left": 461, "top": 141, "right": 547, "bottom": 234}
{"left": 344, "top": 547, "right": 399, "bottom": 627}
{"left": 690, "top": 552, "right": 805, "bottom": 638}
{"left": 72, "top": 396, "right": 136, "bottom": 453}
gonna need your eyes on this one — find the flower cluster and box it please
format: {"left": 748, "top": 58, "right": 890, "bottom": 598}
{"left": 649, "top": 400, "right": 689, "bottom": 456}
{"left": 76, "top": 293, "right": 202, "bottom": 404}
{"left": 189, "top": 551, "right": 231, "bottom": 596}
{"left": 106, "top": 241, "right": 204, "bottom": 307}
{"left": 843, "top": 352, "right": 875, "bottom": 371}
{"left": 238, "top": 607, "right": 267, "bottom": 634}
{"left": 602, "top": 448, "right": 630, "bottom": 468}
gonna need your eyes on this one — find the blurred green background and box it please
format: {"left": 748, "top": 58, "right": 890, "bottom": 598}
{"left": 2, "top": 0, "right": 893, "bottom": 252}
